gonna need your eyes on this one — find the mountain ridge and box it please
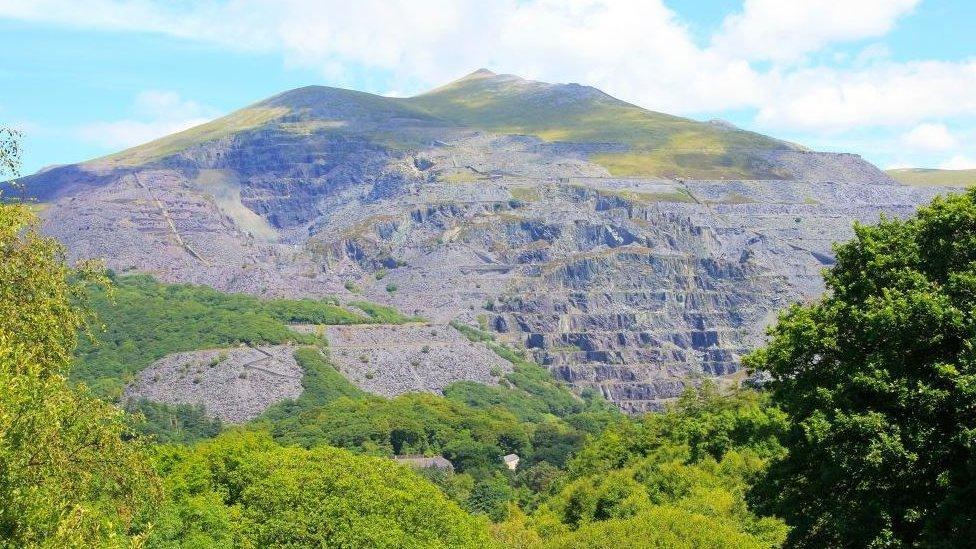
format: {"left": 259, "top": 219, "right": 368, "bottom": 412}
{"left": 16, "top": 69, "right": 943, "bottom": 412}
{"left": 18, "top": 69, "right": 861, "bottom": 194}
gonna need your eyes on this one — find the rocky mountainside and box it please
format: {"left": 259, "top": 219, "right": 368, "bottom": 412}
{"left": 16, "top": 69, "right": 952, "bottom": 411}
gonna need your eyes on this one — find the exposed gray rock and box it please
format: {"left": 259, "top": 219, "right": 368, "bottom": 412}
{"left": 23, "top": 74, "right": 968, "bottom": 413}
{"left": 326, "top": 324, "right": 512, "bottom": 396}
{"left": 124, "top": 345, "right": 301, "bottom": 423}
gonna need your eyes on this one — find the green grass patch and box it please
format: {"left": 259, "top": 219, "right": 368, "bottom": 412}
{"left": 97, "top": 107, "right": 288, "bottom": 166}
{"left": 258, "top": 347, "right": 364, "bottom": 422}
{"left": 509, "top": 186, "right": 541, "bottom": 202}
{"left": 74, "top": 274, "right": 375, "bottom": 399}
{"left": 403, "top": 72, "right": 790, "bottom": 179}
{"left": 348, "top": 300, "right": 424, "bottom": 323}
{"left": 447, "top": 320, "right": 605, "bottom": 418}
{"left": 608, "top": 188, "right": 697, "bottom": 204}
{"left": 887, "top": 168, "right": 976, "bottom": 187}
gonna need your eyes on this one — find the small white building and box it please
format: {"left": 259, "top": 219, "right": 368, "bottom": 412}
{"left": 502, "top": 453, "right": 520, "bottom": 470}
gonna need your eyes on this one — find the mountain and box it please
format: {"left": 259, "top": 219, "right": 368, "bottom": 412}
{"left": 15, "top": 70, "right": 951, "bottom": 412}
{"left": 887, "top": 167, "right": 976, "bottom": 187}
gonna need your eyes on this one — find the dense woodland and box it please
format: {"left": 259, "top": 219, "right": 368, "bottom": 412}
{"left": 3, "top": 133, "right": 976, "bottom": 547}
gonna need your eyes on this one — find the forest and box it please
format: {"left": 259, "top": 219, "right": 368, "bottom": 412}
{"left": 3, "top": 145, "right": 976, "bottom": 546}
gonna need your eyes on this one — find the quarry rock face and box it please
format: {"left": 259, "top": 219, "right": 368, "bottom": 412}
{"left": 21, "top": 70, "right": 957, "bottom": 412}
{"left": 125, "top": 345, "right": 302, "bottom": 423}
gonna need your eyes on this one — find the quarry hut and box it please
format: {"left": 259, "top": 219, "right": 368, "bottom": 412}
{"left": 502, "top": 453, "right": 520, "bottom": 470}
{"left": 393, "top": 455, "right": 455, "bottom": 472}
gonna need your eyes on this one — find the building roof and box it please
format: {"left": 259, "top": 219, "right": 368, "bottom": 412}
{"left": 393, "top": 455, "right": 454, "bottom": 471}
{"left": 502, "top": 453, "right": 519, "bottom": 463}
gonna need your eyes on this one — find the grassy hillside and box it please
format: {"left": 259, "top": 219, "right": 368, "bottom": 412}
{"left": 73, "top": 273, "right": 411, "bottom": 399}
{"left": 403, "top": 69, "right": 795, "bottom": 178}
{"left": 887, "top": 168, "right": 976, "bottom": 187}
{"left": 65, "top": 70, "right": 798, "bottom": 179}
{"left": 96, "top": 106, "right": 289, "bottom": 167}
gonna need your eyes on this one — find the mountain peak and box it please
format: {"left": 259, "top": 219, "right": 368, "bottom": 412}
{"left": 466, "top": 68, "right": 497, "bottom": 78}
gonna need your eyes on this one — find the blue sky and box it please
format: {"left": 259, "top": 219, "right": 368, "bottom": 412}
{"left": 1, "top": 0, "right": 974, "bottom": 175}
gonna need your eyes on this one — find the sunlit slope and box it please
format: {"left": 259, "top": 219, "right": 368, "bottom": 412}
{"left": 97, "top": 106, "right": 290, "bottom": 167}
{"left": 402, "top": 69, "right": 798, "bottom": 178}
{"left": 887, "top": 168, "right": 976, "bottom": 188}
{"left": 62, "top": 69, "right": 802, "bottom": 179}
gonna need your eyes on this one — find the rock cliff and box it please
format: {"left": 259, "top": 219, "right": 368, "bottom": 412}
{"left": 15, "top": 70, "right": 954, "bottom": 411}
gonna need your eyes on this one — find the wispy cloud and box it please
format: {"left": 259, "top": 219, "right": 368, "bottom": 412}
{"left": 75, "top": 90, "right": 216, "bottom": 148}
{"left": 711, "top": 0, "right": 919, "bottom": 63}
{"left": 940, "top": 155, "right": 976, "bottom": 170}
{"left": 900, "top": 123, "right": 959, "bottom": 152}
{"left": 1, "top": 0, "right": 973, "bottom": 167}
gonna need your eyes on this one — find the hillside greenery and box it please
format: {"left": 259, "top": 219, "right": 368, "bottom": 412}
{"left": 10, "top": 124, "right": 976, "bottom": 547}
{"left": 73, "top": 274, "right": 402, "bottom": 400}
{"left": 68, "top": 70, "right": 797, "bottom": 180}
{"left": 746, "top": 188, "right": 976, "bottom": 546}
{"left": 886, "top": 167, "right": 976, "bottom": 187}
{"left": 404, "top": 70, "right": 792, "bottom": 178}
{"left": 492, "top": 385, "right": 790, "bottom": 548}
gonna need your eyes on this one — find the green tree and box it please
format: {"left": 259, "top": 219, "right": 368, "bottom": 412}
{"left": 747, "top": 189, "right": 976, "bottom": 547}
{"left": 0, "top": 129, "right": 158, "bottom": 548}
{"left": 149, "top": 431, "right": 495, "bottom": 548}
{"left": 498, "top": 386, "right": 789, "bottom": 548}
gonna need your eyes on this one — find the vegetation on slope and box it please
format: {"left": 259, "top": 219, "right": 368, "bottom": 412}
{"left": 746, "top": 188, "right": 976, "bottom": 546}
{"left": 0, "top": 197, "right": 493, "bottom": 548}
{"left": 404, "top": 69, "right": 794, "bottom": 178}
{"left": 97, "top": 106, "right": 289, "bottom": 167}
{"left": 147, "top": 431, "right": 493, "bottom": 548}
{"left": 493, "top": 385, "right": 790, "bottom": 548}
{"left": 886, "top": 167, "right": 976, "bottom": 187}
{"left": 447, "top": 320, "right": 601, "bottom": 420}
{"left": 73, "top": 274, "right": 396, "bottom": 400}
{"left": 11, "top": 127, "right": 976, "bottom": 547}
{"left": 0, "top": 201, "right": 159, "bottom": 547}
{"left": 63, "top": 70, "right": 798, "bottom": 180}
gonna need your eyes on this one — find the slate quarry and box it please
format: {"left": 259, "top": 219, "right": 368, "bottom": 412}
{"left": 20, "top": 70, "right": 956, "bottom": 412}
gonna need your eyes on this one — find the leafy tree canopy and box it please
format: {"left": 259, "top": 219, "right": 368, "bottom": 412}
{"left": 0, "top": 200, "right": 158, "bottom": 545}
{"left": 147, "top": 431, "right": 495, "bottom": 548}
{"left": 746, "top": 189, "right": 976, "bottom": 547}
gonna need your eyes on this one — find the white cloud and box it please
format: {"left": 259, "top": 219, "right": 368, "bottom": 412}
{"left": 75, "top": 90, "right": 216, "bottom": 148}
{"left": 711, "top": 0, "right": 918, "bottom": 63}
{"left": 756, "top": 60, "right": 976, "bottom": 132}
{"left": 940, "top": 155, "right": 976, "bottom": 170}
{"left": 900, "top": 123, "right": 959, "bottom": 152}
{"left": 1, "top": 0, "right": 974, "bottom": 146}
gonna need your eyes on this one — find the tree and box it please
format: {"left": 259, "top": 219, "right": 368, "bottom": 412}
{"left": 747, "top": 189, "right": 976, "bottom": 547}
{"left": 496, "top": 386, "right": 789, "bottom": 548}
{"left": 148, "top": 431, "right": 495, "bottom": 548}
{"left": 0, "top": 129, "right": 158, "bottom": 548}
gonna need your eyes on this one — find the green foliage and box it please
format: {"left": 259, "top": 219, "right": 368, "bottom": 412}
{"left": 497, "top": 385, "right": 789, "bottom": 548}
{"left": 887, "top": 167, "right": 976, "bottom": 188}
{"left": 128, "top": 400, "right": 223, "bottom": 445}
{"left": 448, "top": 321, "right": 607, "bottom": 419}
{"left": 0, "top": 127, "right": 21, "bottom": 179}
{"left": 403, "top": 70, "right": 791, "bottom": 178}
{"left": 73, "top": 274, "right": 377, "bottom": 399}
{"left": 348, "top": 300, "right": 423, "bottom": 323}
{"left": 0, "top": 201, "right": 158, "bottom": 548}
{"left": 258, "top": 347, "right": 363, "bottom": 423}
{"left": 262, "top": 297, "right": 368, "bottom": 325}
{"left": 746, "top": 188, "right": 976, "bottom": 547}
{"left": 147, "top": 431, "right": 494, "bottom": 548}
